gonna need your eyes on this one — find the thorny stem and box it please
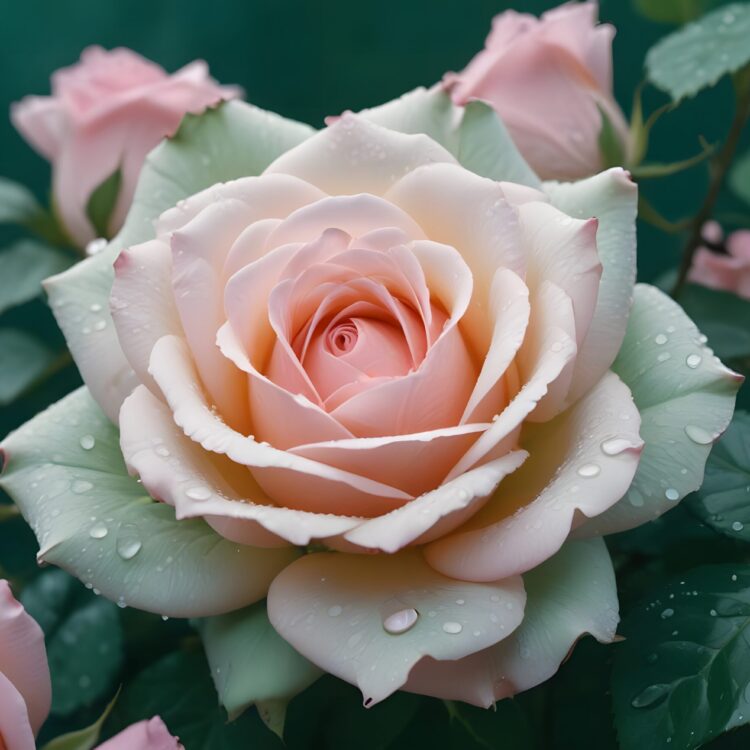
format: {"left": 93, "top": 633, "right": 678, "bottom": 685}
{"left": 672, "top": 78, "right": 750, "bottom": 297}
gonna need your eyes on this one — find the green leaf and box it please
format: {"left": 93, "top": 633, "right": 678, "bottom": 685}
{"left": 729, "top": 148, "right": 750, "bottom": 205}
{"left": 0, "top": 386, "right": 298, "bottom": 617}
{"left": 630, "top": 141, "right": 715, "bottom": 179}
{"left": 0, "top": 240, "right": 72, "bottom": 314}
{"left": 106, "top": 649, "right": 282, "bottom": 749}
{"left": 85, "top": 169, "right": 122, "bottom": 240}
{"left": 687, "top": 411, "right": 750, "bottom": 542}
{"left": 446, "top": 700, "right": 534, "bottom": 750}
{"left": 678, "top": 283, "right": 750, "bottom": 360}
{"left": 579, "top": 284, "right": 741, "bottom": 536}
{"left": 21, "top": 569, "right": 123, "bottom": 716}
{"left": 612, "top": 564, "right": 750, "bottom": 750}
{"left": 197, "top": 600, "right": 321, "bottom": 728}
{"left": 40, "top": 690, "right": 119, "bottom": 750}
{"left": 357, "top": 86, "right": 541, "bottom": 188}
{"left": 45, "top": 100, "right": 315, "bottom": 421}
{"left": 0, "top": 176, "right": 44, "bottom": 225}
{"left": 645, "top": 3, "right": 750, "bottom": 101}
{"left": 598, "top": 104, "right": 626, "bottom": 169}
{"left": 634, "top": 0, "right": 720, "bottom": 25}
{"left": 0, "top": 328, "right": 57, "bottom": 404}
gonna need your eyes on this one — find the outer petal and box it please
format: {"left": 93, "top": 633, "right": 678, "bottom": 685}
{"left": 267, "top": 549, "right": 526, "bottom": 706}
{"left": 0, "top": 388, "right": 298, "bottom": 617}
{"left": 264, "top": 113, "right": 456, "bottom": 196}
{"left": 120, "top": 385, "right": 362, "bottom": 548}
{"left": 404, "top": 538, "right": 618, "bottom": 706}
{"left": 355, "top": 86, "right": 541, "bottom": 187}
{"left": 0, "top": 581, "right": 51, "bottom": 735}
{"left": 543, "top": 168, "right": 638, "bottom": 403}
{"left": 45, "top": 100, "right": 315, "bottom": 422}
{"left": 0, "top": 674, "right": 36, "bottom": 750}
{"left": 425, "top": 371, "right": 642, "bottom": 581}
{"left": 576, "top": 284, "right": 742, "bottom": 536}
{"left": 96, "top": 717, "right": 183, "bottom": 750}
{"left": 198, "top": 601, "right": 321, "bottom": 721}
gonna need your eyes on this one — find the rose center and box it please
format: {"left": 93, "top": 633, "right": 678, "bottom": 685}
{"left": 327, "top": 320, "right": 358, "bottom": 355}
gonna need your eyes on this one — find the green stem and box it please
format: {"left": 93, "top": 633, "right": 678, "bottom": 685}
{"left": 672, "top": 79, "right": 750, "bottom": 297}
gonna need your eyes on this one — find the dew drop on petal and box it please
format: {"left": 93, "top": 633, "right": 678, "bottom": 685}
{"left": 89, "top": 522, "right": 108, "bottom": 539}
{"left": 732, "top": 521, "right": 745, "bottom": 532}
{"left": 665, "top": 488, "right": 679, "bottom": 501}
{"left": 601, "top": 438, "right": 634, "bottom": 456}
{"left": 686, "top": 354, "right": 702, "bottom": 369}
{"left": 442, "top": 621, "right": 463, "bottom": 634}
{"left": 631, "top": 684, "right": 670, "bottom": 709}
{"left": 186, "top": 486, "right": 212, "bottom": 501}
{"left": 660, "top": 608, "right": 674, "bottom": 619}
{"left": 79, "top": 435, "right": 96, "bottom": 450}
{"left": 383, "top": 608, "right": 418, "bottom": 634}
{"left": 685, "top": 425, "right": 713, "bottom": 445}
{"left": 577, "top": 463, "right": 601, "bottom": 478}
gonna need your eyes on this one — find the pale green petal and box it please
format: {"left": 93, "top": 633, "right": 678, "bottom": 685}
{"left": 357, "top": 86, "right": 540, "bottom": 188}
{"left": 577, "top": 284, "right": 741, "bottom": 537}
{"left": 44, "top": 101, "right": 315, "bottom": 421}
{"left": 266, "top": 549, "right": 526, "bottom": 706}
{"left": 198, "top": 600, "right": 321, "bottom": 724}
{"left": 543, "top": 168, "right": 638, "bottom": 405}
{"left": 404, "top": 538, "right": 619, "bottom": 707}
{"left": 0, "top": 387, "right": 298, "bottom": 616}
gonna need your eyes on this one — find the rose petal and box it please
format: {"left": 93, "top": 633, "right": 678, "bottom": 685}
{"left": 425, "top": 371, "right": 642, "bottom": 581}
{"left": 96, "top": 716, "right": 183, "bottom": 750}
{"left": 0, "top": 674, "right": 36, "bottom": 750}
{"left": 267, "top": 549, "right": 526, "bottom": 706}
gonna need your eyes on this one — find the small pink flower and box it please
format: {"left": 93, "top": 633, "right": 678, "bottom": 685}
{"left": 690, "top": 221, "right": 750, "bottom": 300}
{"left": 445, "top": 1, "right": 629, "bottom": 180}
{"left": 0, "top": 580, "right": 51, "bottom": 750}
{"left": 12, "top": 47, "right": 239, "bottom": 248}
{"left": 96, "top": 717, "right": 183, "bottom": 750}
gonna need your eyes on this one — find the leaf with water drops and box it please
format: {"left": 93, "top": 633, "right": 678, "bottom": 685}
{"left": 687, "top": 411, "right": 750, "bottom": 542}
{"left": 44, "top": 100, "right": 315, "bottom": 421}
{"left": 612, "top": 564, "right": 750, "bottom": 750}
{"left": 580, "top": 284, "right": 741, "bottom": 537}
{"left": 0, "top": 386, "right": 298, "bottom": 617}
{"left": 20, "top": 568, "right": 123, "bottom": 716}
{"left": 197, "top": 600, "right": 321, "bottom": 731}
{"left": 105, "top": 649, "right": 282, "bottom": 749}
{"left": 645, "top": 3, "right": 750, "bottom": 101}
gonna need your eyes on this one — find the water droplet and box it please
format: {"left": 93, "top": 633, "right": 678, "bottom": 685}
{"left": 654, "top": 334, "right": 668, "bottom": 345}
{"left": 72, "top": 480, "right": 93, "bottom": 494}
{"left": 660, "top": 608, "right": 674, "bottom": 619}
{"left": 665, "top": 488, "right": 679, "bottom": 501}
{"left": 732, "top": 521, "right": 745, "bottom": 532}
{"left": 116, "top": 524, "right": 142, "bottom": 560}
{"left": 89, "top": 303, "right": 102, "bottom": 312}
{"left": 383, "top": 608, "right": 418, "bottom": 634}
{"left": 328, "top": 605, "right": 343, "bottom": 617}
{"left": 79, "top": 435, "right": 96, "bottom": 450}
{"left": 89, "top": 522, "right": 108, "bottom": 539}
{"left": 686, "top": 354, "right": 702, "bottom": 369}
{"left": 601, "top": 438, "right": 634, "bottom": 456}
{"left": 685, "top": 425, "right": 713, "bottom": 445}
{"left": 631, "top": 684, "right": 670, "bottom": 709}
{"left": 731, "top": 574, "right": 738, "bottom": 582}
{"left": 442, "top": 621, "right": 463, "bottom": 634}
{"left": 710, "top": 609, "right": 718, "bottom": 617}
{"left": 155, "top": 445, "right": 170, "bottom": 458}
{"left": 85, "top": 238, "right": 108, "bottom": 256}
{"left": 577, "top": 463, "right": 601, "bottom": 478}
{"left": 186, "top": 486, "right": 212, "bottom": 501}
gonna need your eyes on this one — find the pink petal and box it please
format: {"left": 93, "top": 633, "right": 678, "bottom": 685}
{"left": 424, "top": 371, "right": 642, "bottom": 581}
{"left": 0, "top": 581, "right": 51, "bottom": 735}
{"left": 0, "top": 674, "right": 36, "bottom": 750}
{"left": 95, "top": 716, "right": 183, "bottom": 750}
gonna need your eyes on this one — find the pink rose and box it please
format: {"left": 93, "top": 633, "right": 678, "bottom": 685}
{"left": 445, "top": 1, "right": 629, "bottom": 180}
{"left": 11, "top": 46, "right": 238, "bottom": 248}
{"left": 0, "top": 580, "right": 50, "bottom": 750}
{"left": 689, "top": 221, "right": 750, "bottom": 299}
{"left": 96, "top": 717, "right": 183, "bottom": 750}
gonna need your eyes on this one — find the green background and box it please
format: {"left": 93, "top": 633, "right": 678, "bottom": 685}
{"left": 1, "top": 0, "right": 747, "bottom": 285}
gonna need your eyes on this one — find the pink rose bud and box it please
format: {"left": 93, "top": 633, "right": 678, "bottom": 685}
{"left": 690, "top": 224, "right": 750, "bottom": 300}
{"left": 11, "top": 47, "right": 239, "bottom": 248}
{"left": 0, "top": 580, "right": 51, "bottom": 750}
{"left": 445, "top": 1, "right": 630, "bottom": 180}
{"left": 95, "top": 717, "right": 183, "bottom": 750}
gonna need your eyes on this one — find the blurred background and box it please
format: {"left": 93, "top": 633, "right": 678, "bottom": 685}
{"left": 1, "top": 0, "right": 748, "bottom": 284}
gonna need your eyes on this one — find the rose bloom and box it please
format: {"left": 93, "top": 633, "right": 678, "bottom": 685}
{"left": 689, "top": 221, "right": 750, "bottom": 300}
{"left": 0, "top": 579, "right": 180, "bottom": 750}
{"left": 445, "top": 1, "right": 630, "bottom": 181}
{"left": 11, "top": 46, "right": 238, "bottom": 249}
{"left": 1, "top": 91, "right": 739, "bottom": 710}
